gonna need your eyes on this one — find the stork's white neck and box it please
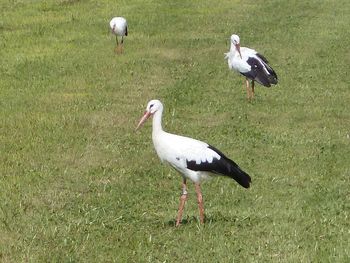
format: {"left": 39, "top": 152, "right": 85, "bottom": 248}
{"left": 230, "top": 43, "right": 238, "bottom": 54}
{"left": 225, "top": 44, "right": 238, "bottom": 60}
{"left": 152, "top": 109, "right": 163, "bottom": 135}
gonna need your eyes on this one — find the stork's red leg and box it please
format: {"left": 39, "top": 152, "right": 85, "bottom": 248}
{"left": 115, "top": 36, "right": 120, "bottom": 54}
{"left": 195, "top": 183, "right": 205, "bottom": 224}
{"left": 245, "top": 79, "right": 251, "bottom": 100}
{"left": 120, "top": 36, "right": 124, "bottom": 54}
{"left": 176, "top": 179, "right": 188, "bottom": 227}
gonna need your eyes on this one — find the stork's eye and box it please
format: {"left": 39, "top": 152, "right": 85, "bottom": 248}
{"left": 149, "top": 104, "right": 154, "bottom": 109}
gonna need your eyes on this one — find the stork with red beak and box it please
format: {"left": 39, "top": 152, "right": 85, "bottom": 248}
{"left": 109, "top": 17, "right": 128, "bottom": 54}
{"left": 136, "top": 99, "right": 251, "bottom": 226}
{"left": 225, "top": 34, "right": 278, "bottom": 100}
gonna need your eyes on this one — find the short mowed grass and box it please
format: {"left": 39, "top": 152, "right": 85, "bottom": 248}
{"left": 1, "top": 0, "right": 349, "bottom": 262}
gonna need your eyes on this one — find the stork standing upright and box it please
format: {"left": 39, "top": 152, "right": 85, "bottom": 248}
{"left": 109, "top": 17, "right": 128, "bottom": 54}
{"left": 225, "top": 34, "right": 278, "bottom": 100}
{"left": 136, "top": 100, "right": 251, "bottom": 226}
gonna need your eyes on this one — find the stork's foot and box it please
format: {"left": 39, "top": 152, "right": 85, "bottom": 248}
{"left": 114, "top": 44, "right": 123, "bottom": 54}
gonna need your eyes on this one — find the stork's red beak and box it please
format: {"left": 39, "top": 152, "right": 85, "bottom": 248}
{"left": 235, "top": 43, "right": 242, "bottom": 59}
{"left": 135, "top": 111, "right": 151, "bottom": 131}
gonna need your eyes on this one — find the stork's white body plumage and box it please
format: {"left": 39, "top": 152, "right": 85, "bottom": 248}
{"left": 109, "top": 17, "right": 128, "bottom": 53}
{"left": 225, "top": 34, "right": 278, "bottom": 99}
{"left": 136, "top": 100, "right": 251, "bottom": 226}
{"left": 152, "top": 127, "right": 217, "bottom": 183}
{"left": 109, "top": 17, "right": 127, "bottom": 36}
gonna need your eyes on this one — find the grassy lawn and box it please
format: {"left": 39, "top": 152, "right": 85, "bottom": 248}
{"left": 1, "top": 0, "right": 349, "bottom": 262}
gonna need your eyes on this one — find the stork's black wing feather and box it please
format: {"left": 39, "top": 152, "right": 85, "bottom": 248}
{"left": 256, "top": 53, "right": 269, "bottom": 64}
{"left": 256, "top": 53, "right": 278, "bottom": 84}
{"left": 186, "top": 145, "right": 251, "bottom": 188}
{"left": 241, "top": 57, "right": 271, "bottom": 87}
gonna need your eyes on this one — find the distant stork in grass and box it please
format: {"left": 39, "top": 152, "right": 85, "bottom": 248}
{"left": 110, "top": 17, "right": 128, "bottom": 54}
{"left": 225, "top": 34, "right": 278, "bottom": 100}
{"left": 136, "top": 99, "right": 251, "bottom": 226}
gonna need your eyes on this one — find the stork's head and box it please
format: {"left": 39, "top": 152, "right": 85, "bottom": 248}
{"left": 230, "top": 34, "right": 242, "bottom": 58}
{"left": 230, "top": 34, "right": 240, "bottom": 45}
{"left": 136, "top": 100, "right": 163, "bottom": 130}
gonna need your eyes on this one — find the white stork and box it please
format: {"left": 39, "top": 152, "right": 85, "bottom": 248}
{"left": 109, "top": 17, "right": 128, "bottom": 54}
{"left": 136, "top": 99, "right": 251, "bottom": 226}
{"left": 225, "top": 34, "right": 278, "bottom": 100}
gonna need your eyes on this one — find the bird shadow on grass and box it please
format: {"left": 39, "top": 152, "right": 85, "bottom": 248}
{"left": 165, "top": 214, "right": 245, "bottom": 227}
{"left": 165, "top": 216, "right": 198, "bottom": 227}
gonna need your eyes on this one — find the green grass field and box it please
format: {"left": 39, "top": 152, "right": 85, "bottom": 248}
{"left": 1, "top": 0, "right": 349, "bottom": 262}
